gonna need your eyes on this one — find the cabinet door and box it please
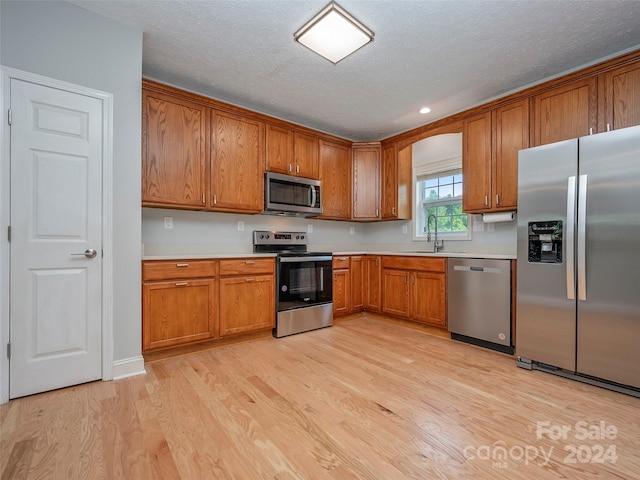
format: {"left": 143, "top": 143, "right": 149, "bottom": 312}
{"left": 600, "top": 61, "right": 640, "bottom": 131}
{"left": 293, "top": 132, "right": 319, "bottom": 179}
{"left": 365, "top": 256, "right": 382, "bottom": 312}
{"left": 352, "top": 146, "right": 381, "bottom": 220}
{"left": 382, "top": 269, "right": 410, "bottom": 318}
{"left": 381, "top": 143, "right": 398, "bottom": 219}
{"left": 266, "top": 124, "right": 294, "bottom": 174}
{"left": 350, "top": 256, "right": 364, "bottom": 312}
{"left": 142, "top": 90, "right": 206, "bottom": 208}
{"left": 219, "top": 275, "right": 274, "bottom": 336}
{"left": 210, "top": 110, "right": 264, "bottom": 212}
{"left": 143, "top": 279, "right": 215, "bottom": 352}
{"left": 318, "top": 141, "right": 351, "bottom": 219}
{"left": 333, "top": 269, "right": 350, "bottom": 315}
{"left": 532, "top": 77, "right": 597, "bottom": 146}
{"left": 494, "top": 99, "right": 529, "bottom": 211}
{"left": 463, "top": 111, "right": 492, "bottom": 212}
{"left": 411, "top": 272, "right": 447, "bottom": 327}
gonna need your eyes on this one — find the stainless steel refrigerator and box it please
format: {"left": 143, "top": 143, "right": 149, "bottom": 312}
{"left": 516, "top": 125, "right": 640, "bottom": 397}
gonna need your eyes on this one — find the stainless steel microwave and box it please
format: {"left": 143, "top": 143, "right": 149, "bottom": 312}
{"left": 264, "top": 172, "right": 322, "bottom": 216}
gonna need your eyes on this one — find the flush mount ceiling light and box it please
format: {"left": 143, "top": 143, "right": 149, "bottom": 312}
{"left": 294, "top": 2, "right": 374, "bottom": 64}
{"left": 419, "top": 107, "right": 432, "bottom": 114}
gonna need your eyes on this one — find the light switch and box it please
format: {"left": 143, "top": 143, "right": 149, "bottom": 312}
{"left": 237, "top": 221, "right": 244, "bottom": 231}
{"left": 350, "top": 227, "right": 355, "bottom": 235}
{"left": 307, "top": 224, "right": 313, "bottom": 233}
{"left": 402, "top": 225, "right": 408, "bottom": 234}
{"left": 164, "top": 217, "right": 173, "bottom": 229}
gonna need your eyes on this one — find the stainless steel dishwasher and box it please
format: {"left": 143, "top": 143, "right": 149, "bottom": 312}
{"left": 447, "top": 258, "right": 513, "bottom": 354}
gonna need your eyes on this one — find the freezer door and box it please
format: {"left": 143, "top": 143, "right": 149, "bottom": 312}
{"left": 577, "top": 125, "right": 640, "bottom": 389}
{"left": 516, "top": 139, "right": 578, "bottom": 371}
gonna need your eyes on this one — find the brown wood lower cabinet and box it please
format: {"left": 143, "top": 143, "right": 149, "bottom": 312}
{"left": 142, "top": 260, "right": 217, "bottom": 352}
{"left": 219, "top": 275, "right": 274, "bottom": 336}
{"left": 365, "top": 256, "right": 382, "bottom": 312}
{"left": 143, "top": 257, "right": 275, "bottom": 353}
{"left": 381, "top": 256, "right": 447, "bottom": 328}
{"left": 333, "top": 255, "right": 365, "bottom": 316}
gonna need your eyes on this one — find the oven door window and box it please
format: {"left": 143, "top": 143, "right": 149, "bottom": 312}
{"left": 278, "top": 260, "right": 332, "bottom": 311}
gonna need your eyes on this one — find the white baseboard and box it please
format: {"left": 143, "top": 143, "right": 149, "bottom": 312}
{"left": 111, "top": 356, "right": 146, "bottom": 380}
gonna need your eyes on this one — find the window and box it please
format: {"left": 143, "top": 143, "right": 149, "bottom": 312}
{"left": 415, "top": 168, "right": 469, "bottom": 239}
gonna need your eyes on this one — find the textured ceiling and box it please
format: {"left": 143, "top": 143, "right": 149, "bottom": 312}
{"left": 71, "top": 0, "right": 640, "bottom": 141}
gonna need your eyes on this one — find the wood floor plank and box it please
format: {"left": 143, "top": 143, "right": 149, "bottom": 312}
{"left": 2, "top": 314, "right": 639, "bottom": 479}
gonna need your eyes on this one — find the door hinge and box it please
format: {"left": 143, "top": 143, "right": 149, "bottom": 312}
{"left": 6, "top": 342, "right": 10, "bottom": 359}
{"left": 7, "top": 109, "right": 12, "bottom": 125}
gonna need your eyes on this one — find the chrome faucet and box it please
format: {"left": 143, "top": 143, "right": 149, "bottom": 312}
{"left": 427, "top": 214, "right": 444, "bottom": 253}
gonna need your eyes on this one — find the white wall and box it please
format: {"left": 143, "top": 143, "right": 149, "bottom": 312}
{"left": 1, "top": 1, "right": 143, "bottom": 361}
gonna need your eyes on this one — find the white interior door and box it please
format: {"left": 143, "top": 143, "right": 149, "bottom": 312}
{"left": 9, "top": 78, "right": 103, "bottom": 399}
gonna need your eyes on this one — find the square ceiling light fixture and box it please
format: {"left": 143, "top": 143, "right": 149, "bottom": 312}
{"left": 294, "top": 2, "right": 374, "bottom": 64}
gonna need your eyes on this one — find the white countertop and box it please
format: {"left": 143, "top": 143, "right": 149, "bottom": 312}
{"left": 142, "top": 251, "right": 515, "bottom": 260}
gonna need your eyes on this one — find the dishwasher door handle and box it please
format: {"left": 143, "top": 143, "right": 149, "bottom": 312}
{"left": 453, "top": 265, "right": 502, "bottom": 274}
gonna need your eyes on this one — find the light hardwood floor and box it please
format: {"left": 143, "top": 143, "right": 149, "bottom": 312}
{"left": 2, "top": 313, "right": 639, "bottom": 479}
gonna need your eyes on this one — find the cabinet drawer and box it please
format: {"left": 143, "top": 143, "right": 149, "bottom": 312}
{"left": 143, "top": 260, "right": 217, "bottom": 281}
{"left": 333, "top": 256, "right": 350, "bottom": 269}
{"left": 219, "top": 258, "right": 275, "bottom": 276}
{"left": 382, "top": 256, "right": 446, "bottom": 273}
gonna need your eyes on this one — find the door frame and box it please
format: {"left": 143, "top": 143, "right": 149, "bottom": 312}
{"left": 0, "top": 66, "right": 114, "bottom": 403}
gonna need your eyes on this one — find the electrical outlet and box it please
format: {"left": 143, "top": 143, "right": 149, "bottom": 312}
{"left": 307, "top": 224, "right": 313, "bottom": 233}
{"left": 402, "top": 225, "right": 408, "bottom": 234}
{"left": 487, "top": 223, "right": 495, "bottom": 232}
{"left": 237, "top": 220, "right": 244, "bottom": 232}
{"left": 349, "top": 227, "right": 355, "bottom": 235}
{"left": 473, "top": 220, "right": 484, "bottom": 232}
{"left": 164, "top": 217, "right": 173, "bottom": 229}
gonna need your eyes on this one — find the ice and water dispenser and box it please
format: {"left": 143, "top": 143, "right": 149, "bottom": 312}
{"left": 527, "top": 221, "right": 563, "bottom": 263}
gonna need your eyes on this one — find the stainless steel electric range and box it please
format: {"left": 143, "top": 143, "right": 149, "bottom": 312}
{"left": 253, "top": 231, "right": 333, "bottom": 337}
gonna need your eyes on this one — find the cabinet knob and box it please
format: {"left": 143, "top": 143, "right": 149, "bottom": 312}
{"left": 496, "top": 194, "right": 500, "bottom": 205}
{"left": 245, "top": 278, "right": 255, "bottom": 282}
{"left": 288, "top": 164, "right": 293, "bottom": 173}
{"left": 175, "top": 282, "right": 188, "bottom": 286}
{"left": 176, "top": 263, "right": 189, "bottom": 267}
{"left": 245, "top": 261, "right": 255, "bottom": 265}
{"left": 484, "top": 195, "right": 489, "bottom": 206}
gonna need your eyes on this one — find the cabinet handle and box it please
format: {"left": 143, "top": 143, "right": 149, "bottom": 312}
{"left": 202, "top": 193, "right": 205, "bottom": 204}
{"left": 213, "top": 194, "right": 217, "bottom": 205}
{"left": 245, "top": 261, "right": 255, "bottom": 265}
{"left": 606, "top": 123, "right": 611, "bottom": 132}
{"left": 175, "top": 282, "right": 188, "bottom": 286}
{"left": 496, "top": 194, "right": 500, "bottom": 205}
{"left": 338, "top": 257, "right": 348, "bottom": 261}
{"left": 589, "top": 128, "right": 594, "bottom": 135}
{"left": 485, "top": 195, "right": 489, "bottom": 206}
{"left": 288, "top": 164, "right": 292, "bottom": 173}
{"left": 392, "top": 207, "right": 396, "bottom": 215}
{"left": 376, "top": 208, "right": 379, "bottom": 217}
{"left": 245, "top": 278, "right": 255, "bottom": 282}
{"left": 176, "top": 263, "right": 189, "bottom": 267}
{"left": 296, "top": 164, "right": 300, "bottom": 174}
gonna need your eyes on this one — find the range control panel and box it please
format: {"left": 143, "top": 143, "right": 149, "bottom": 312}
{"left": 253, "top": 230, "right": 307, "bottom": 246}
{"left": 528, "top": 221, "right": 563, "bottom": 263}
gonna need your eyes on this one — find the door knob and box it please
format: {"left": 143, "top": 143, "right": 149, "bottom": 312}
{"left": 71, "top": 249, "right": 97, "bottom": 259}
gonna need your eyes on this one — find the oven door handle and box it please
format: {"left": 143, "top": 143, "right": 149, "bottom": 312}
{"left": 279, "top": 255, "right": 332, "bottom": 263}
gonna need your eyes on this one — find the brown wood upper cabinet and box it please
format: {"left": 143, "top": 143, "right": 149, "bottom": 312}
{"left": 463, "top": 99, "right": 528, "bottom": 213}
{"left": 352, "top": 143, "right": 381, "bottom": 220}
{"left": 599, "top": 61, "right": 640, "bottom": 132}
{"left": 265, "top": 124, "right": 319, "bottom": 179}
{"left": 142, "top": 89, "right": 206, "bottom": 209}
{"left": 209, "top": 110, "right": 264, "bottom": 213}
{"left": 318, "top": 140, "right": 352, "bottom": 220}
{"left": 381, "top": 143, "right": 412, "bottom": 220}
{"left": 532, "top": 77, "right": 597, "bottom": 146}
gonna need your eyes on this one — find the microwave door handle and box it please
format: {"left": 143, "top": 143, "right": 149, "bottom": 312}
{"left": 310, "top": 185, "right": 317, "bottom": 208}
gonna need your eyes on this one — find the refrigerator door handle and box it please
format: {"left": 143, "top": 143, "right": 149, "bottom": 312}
{"left": 577, "top": 174, "right": 588, "bottom": 301}
{"left": 566, "top": 176, "right": 576, "bottom": 300}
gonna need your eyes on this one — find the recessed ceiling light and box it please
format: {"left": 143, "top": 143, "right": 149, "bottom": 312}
{"left": 294, "top": 2, "right": 374, "bottom": 64}
{"left": 419, "top": 107, "right": 431, "bottom": 114}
